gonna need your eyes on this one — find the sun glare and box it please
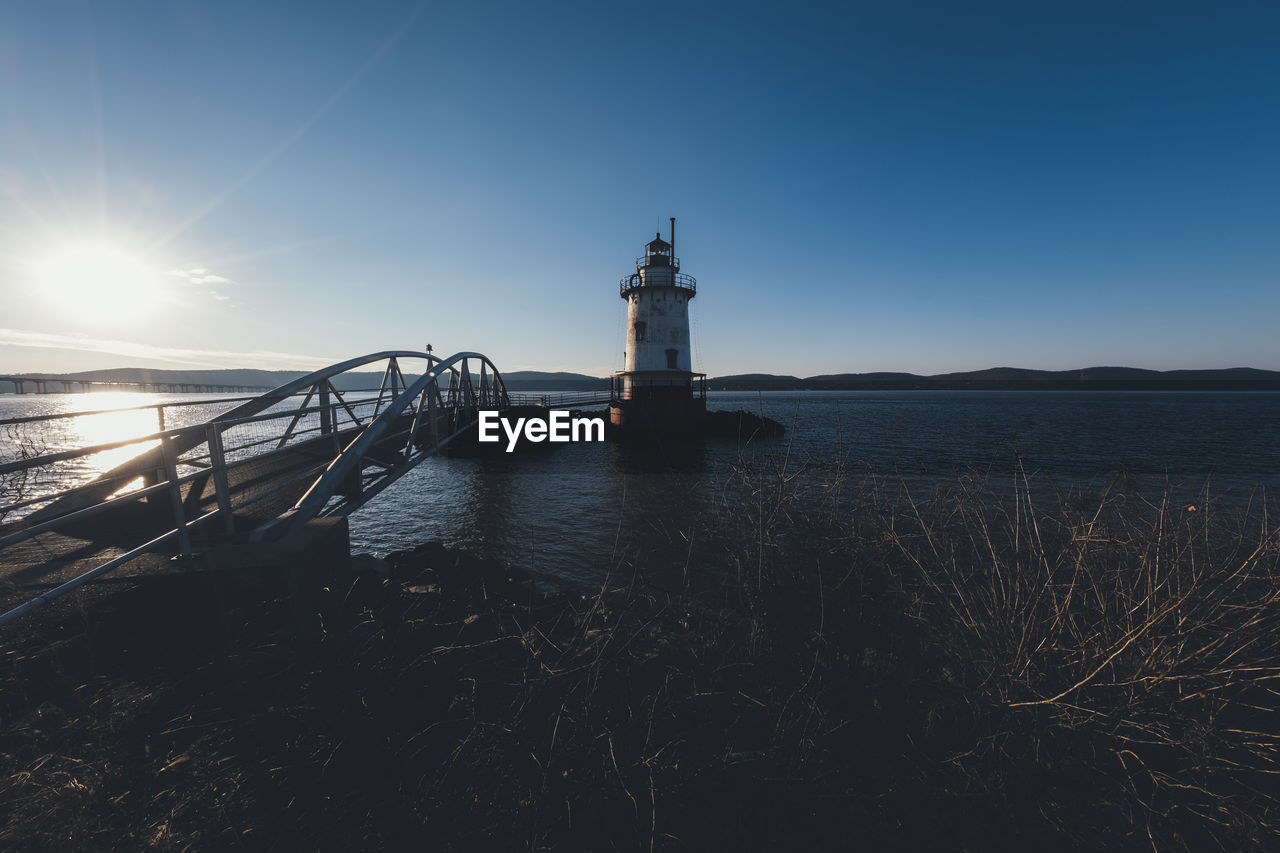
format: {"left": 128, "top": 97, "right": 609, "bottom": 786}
{"left": 33, "top": 244, "right": 168, "bottom": 326}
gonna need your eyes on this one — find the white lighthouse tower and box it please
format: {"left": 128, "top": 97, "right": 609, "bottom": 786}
{"left": 610, "top": 218, "right": 706, "bottom": 432}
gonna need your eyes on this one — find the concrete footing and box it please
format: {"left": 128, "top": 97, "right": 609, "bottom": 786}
{"left": 608, "top": 397, "right": 707, "bottom": 433}
{"left": 198, "top": 516, "right": 351, "bottom": 584}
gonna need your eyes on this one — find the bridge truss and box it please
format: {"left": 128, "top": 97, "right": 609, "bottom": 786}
{"left": 0, "top": 351, "right": 510, "bottom": 625}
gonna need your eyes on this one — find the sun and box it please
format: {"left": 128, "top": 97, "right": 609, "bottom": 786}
{"left": 33, "top": 244, "right": 169, "bottom": 326}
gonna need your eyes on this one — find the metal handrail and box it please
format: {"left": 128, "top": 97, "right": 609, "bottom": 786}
{"left": 0, "top": 409, "right": 378, "bottom": 530}
{"left": 619, "top": 271, "right": 697, "bottom": 298}
{"left": 609, "top": 373, "right": 707, "bottom": 402}
{"left": 506, "top": 390, "right": 611, "bottom": 408}
{"left": 0, "top": 461, "right": 166, "bottom": 515}
{"left": 0, "top": 527, "right": 187, "bottom": 626}
{"left": 2, "top": 361, "right": 435, "bottom": 525}
{"left": 0, "top": 390, "right": 389, "bottom": 428}
{"left": 0, "top": 398, "right": 377, "bottom": 479}
{"left": 1, "top": 350, "right": 513, "bottom": 627}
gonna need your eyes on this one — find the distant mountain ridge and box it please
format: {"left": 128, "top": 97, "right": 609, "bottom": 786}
{"left": 720, "top": 366, "right": 1280, "bottom": 390}
{"left": 4, "top": 366, "right": 1278, "bottom": 394}
{"left": 499, "top": 371, "right": 609, "bottom": 391}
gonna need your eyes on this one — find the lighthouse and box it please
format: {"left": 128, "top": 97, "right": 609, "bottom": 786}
{"left": 610, "top": 218, "right": 707, "bottom": 433}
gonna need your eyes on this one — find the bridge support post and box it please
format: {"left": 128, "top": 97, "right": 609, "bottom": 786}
{"left": 189, "top": 517, "right": 350, "bottom": 640}
{"left": 319, "top": 382, "right": 339, "bottom": 454}
{"left": 206, "top": 424, "right": 235, "bottom": 537}
{"left": 319, "top": 383, "right": 332, "bottom": 434}
{"left": 160, "top": 435, "right": 193, "bottom": 557}
{"left": 427, "top": 389, "right": 439, "bottom": 446}
{"left": 200, "top": 517, "right": 350, "bottom": 601}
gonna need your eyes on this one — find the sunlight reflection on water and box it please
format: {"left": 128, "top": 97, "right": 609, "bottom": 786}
{"left": 68, "top": 393, "right": 166, "bottom": 477}
{"left": 0, "top": 392, "right": 247, "bottom": 508}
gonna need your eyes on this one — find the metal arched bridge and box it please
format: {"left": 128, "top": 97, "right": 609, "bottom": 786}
{"left": 0, "top": 351, "right": 611, "bottom": 625}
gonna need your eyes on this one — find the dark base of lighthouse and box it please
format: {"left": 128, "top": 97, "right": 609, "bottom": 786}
{"left": 608, "top": 397, "right": 707, "bottom": 435}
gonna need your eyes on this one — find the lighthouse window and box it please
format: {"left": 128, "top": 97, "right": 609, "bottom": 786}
{"left": 666, "top": 348, "right": 678, "bottom": 369}
{"left": 634, "top": 321, "right": 647, "bottom": 342}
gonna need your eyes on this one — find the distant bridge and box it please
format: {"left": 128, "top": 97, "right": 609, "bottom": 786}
{"left": 0, "top": 375, "right": 272, "bottom": 395}
{"left": 0, "top": 351, "right": 611, "bottom": 625}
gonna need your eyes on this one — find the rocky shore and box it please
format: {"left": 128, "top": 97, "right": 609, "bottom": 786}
{"left": 0, "top": 538, "right": 921, "bottom": 850}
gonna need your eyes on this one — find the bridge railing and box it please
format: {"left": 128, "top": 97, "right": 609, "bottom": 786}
{"left": 0, "top": 390, "right": 382, "bottom": 432}
{"left": 261, "top": 350, "right": 510, "bottom": 537}
{"left": 0, "top": 392, "right": 378, "bottom": 524}
{"left": 0, "top": 398, "right": 383, "bottom": 626}
{"left": 0, "top": 351, "right": 510, "bottom": 626}
{"left": 0, "top": 349, "right": 486, "bottom": 525}
{"left": 0, "top": 393, "right": 382, "bottom": 532}
{"left": 506, "top": 390, "right": 612, "bottom": 408}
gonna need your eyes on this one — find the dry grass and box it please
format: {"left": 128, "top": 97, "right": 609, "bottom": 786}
{"left": 0, "top": 422, "right": 51, "bottom": 524}
{"left": 715, "top": 449, "right": 1280, "bottom": 849}
{"left": 2, "top": 451, "right": 1279, "bottom": 850}
{"left": 884, "top": 467, "right": 1280, "bottom": 847}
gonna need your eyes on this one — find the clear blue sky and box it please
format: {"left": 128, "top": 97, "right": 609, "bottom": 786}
{"left": 2, "top": 0, "right": 1277, "bottom": 377}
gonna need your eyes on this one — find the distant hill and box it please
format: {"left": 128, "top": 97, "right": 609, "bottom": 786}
{"left": 501, "top": 371, "right": 608, "bottom": 391}
{"left": 924, "top": 366, "right": 1280, "bottom": 382}
{"left": 802, "top": 372, "right": 929, "bottom": 390}
{"left": 711, "top": 367, "right": 1280, "bottom": 391}
{"left": 707, "top": 373, "right": 804, "bottom": 390}
{"left": 6, "top": 365, "right": 1279, "bottom": 395}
